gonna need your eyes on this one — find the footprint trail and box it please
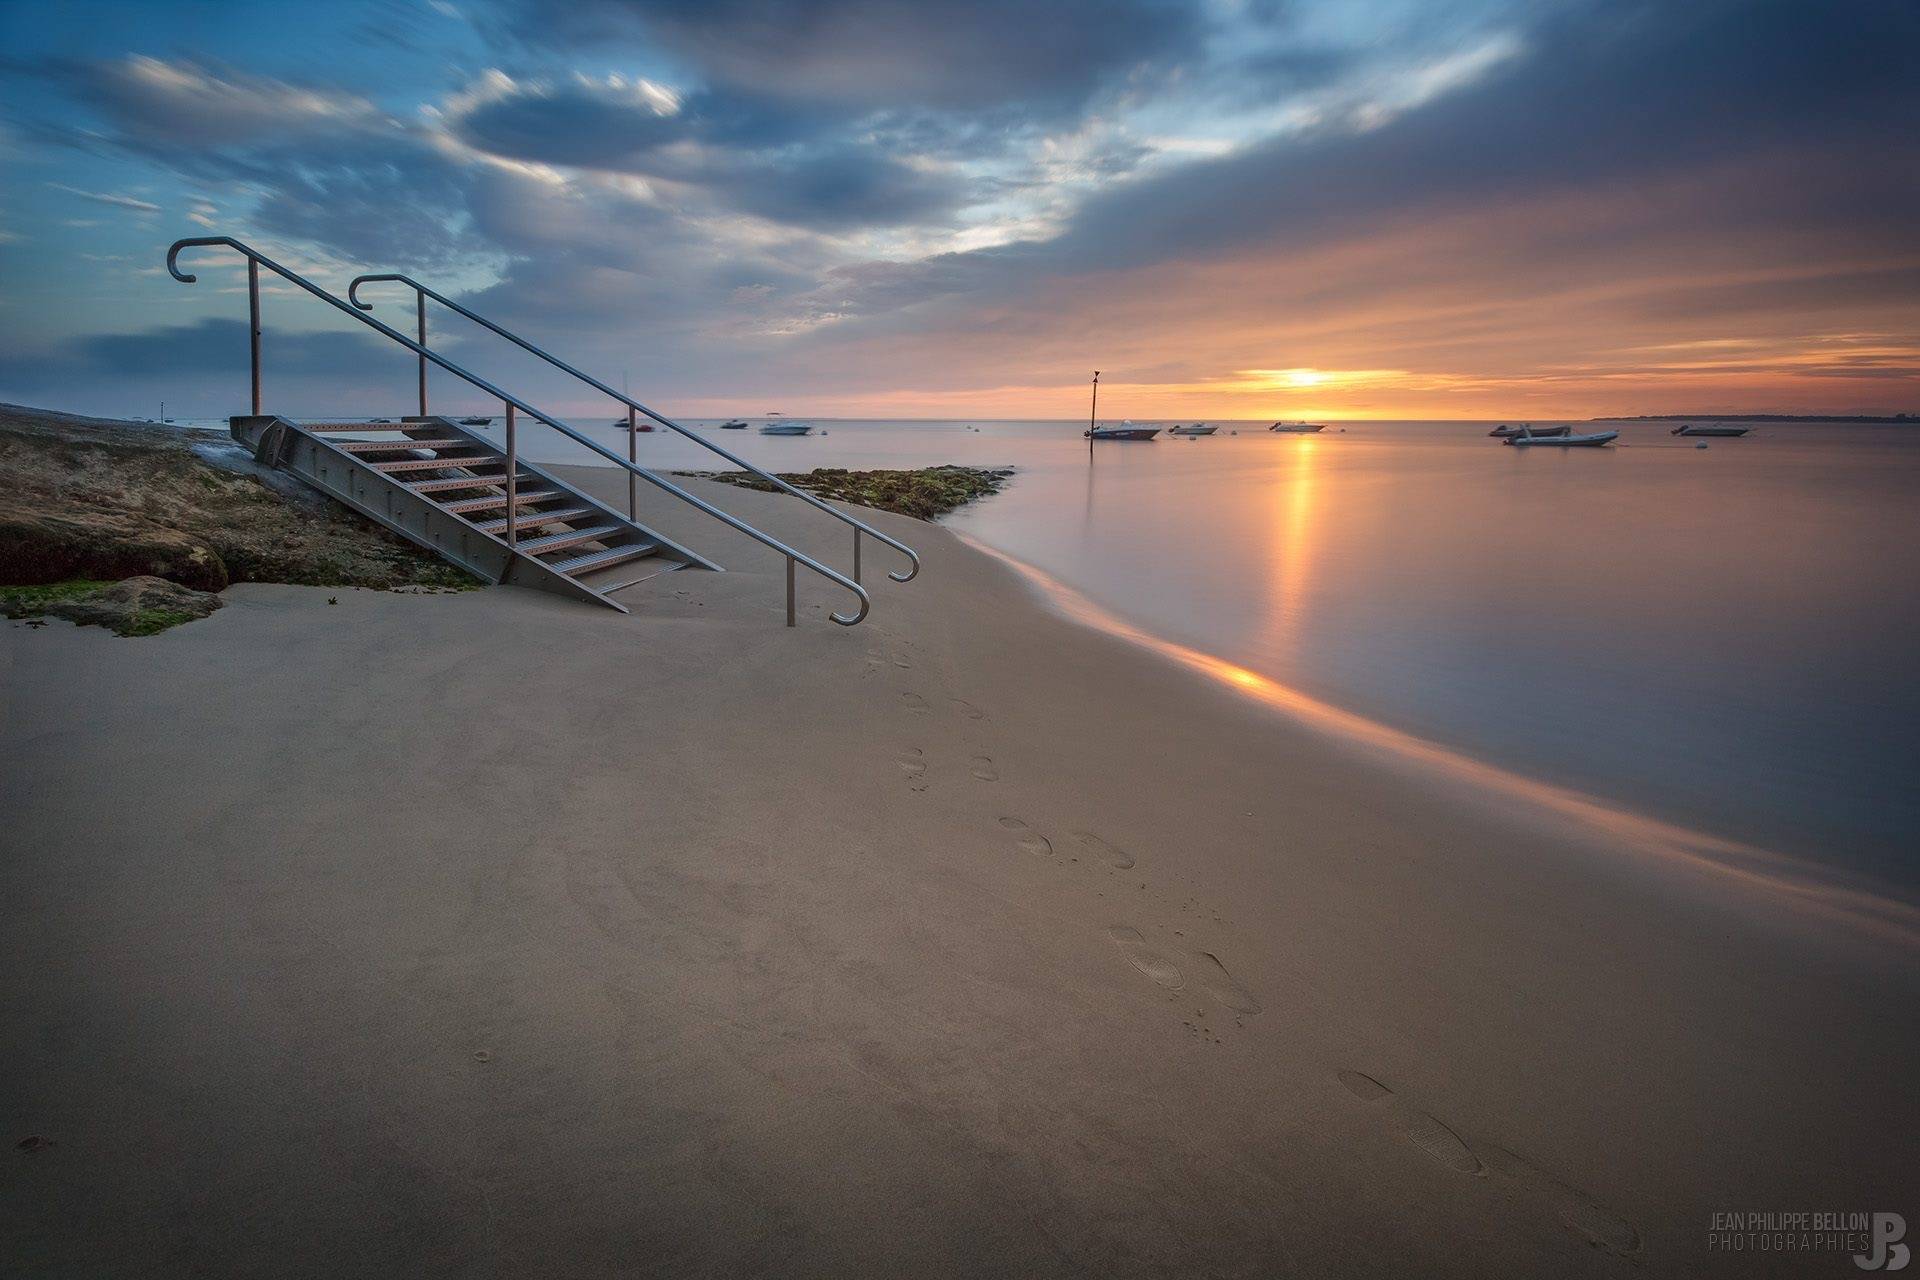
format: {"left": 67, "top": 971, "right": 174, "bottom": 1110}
{"left": 997, "top": 816, "right": 1051, "bottom": 856}
{"left": 1070, "top": 831, "right": 1134, "bottom": 870}
{"left": 1108, "top": 925, "right": 1184, "bottom": 989}
{"left": 1335, "top": 1071, "right": 1483, "bottom": 1176}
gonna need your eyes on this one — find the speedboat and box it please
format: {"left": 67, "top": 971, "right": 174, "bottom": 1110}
{"left": 614, "top": 419, "right": 655, "bottom": 431}
{"left": 719, "top": 419, "right": 749, "bottom": 429}
{"left": 1269, "top": 421, "right": 1325, "bottom": 433}
{"left": 1168, "top": 423, "right": 1217, "bottom": 436}
{"left": 760, "top": 421, "right": 813, "bottom": 436}
{"left": 1490, "top": 423, "right": 1570, "bottom": 438}
{"left": 458, "top": 415, "right": 491, "bottom": 426}
{"left": 1086, "top": 420, "right": 1160, "bottom": 441}
{"left": 1506, "top": 428, "right": 1618, "bottom": 447}
{"left": 1672, "top": 424, "right": 1751, "bottom": 437}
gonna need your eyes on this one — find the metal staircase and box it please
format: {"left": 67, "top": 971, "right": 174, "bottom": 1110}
{"left": 166, "top": 235, "right": 919, "bottom": 626}
{"left": 233, "top": 414, "right": 715, "bottom": 611}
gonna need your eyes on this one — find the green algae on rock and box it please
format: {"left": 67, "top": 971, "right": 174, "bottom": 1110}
{"left": 1, "top": 575, "right": 223, "bottom": 637}
{"left": 681, "top": 465, "right": 1011, "bottom": 520}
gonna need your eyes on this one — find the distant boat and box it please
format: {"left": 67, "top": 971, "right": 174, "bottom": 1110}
{"left": 1086, "top": 419, "right": 1160, "bottom": 441}
{"left": 457, "top": 415, "right": 490, "bottom": 426}
{"left": 615, "top": 419, "right": 655, "bottom": 432}
{"left": 760, "top": 422, "right": 813, "bottom": 436}
{"left": 1168, "top": 423, "right": 1217, "bottom": 436}
{"left": 719, "top": 419, "right": 749, "bottom": 429}
{"left": 1490, "top": 423, "right": 1571, "bottom": 438}
{"left": 1672, "top": 424, "right": 1751, "bottom": 437}
{"left": 1269, "top": 421, "right": 1325, "bottom": 433}
{"left": 1506, "top": 428, "right": 1618, "bottom": 447}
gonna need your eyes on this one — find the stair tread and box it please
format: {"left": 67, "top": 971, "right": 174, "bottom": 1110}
{"left": 518, "top": 524, "right": 624, "bottom": 556}
{"left": 551, "top": 543, "right": 661, "bottom": 576}
{"left": 328, "top": 437, "right": 469, "bottom": 452}
{"left": 297, "top": 421, "right": 436, "bottom": 431}
{"left": 407, "top": 473, "right": 537, "bottom": 493}
{"left": 440, "top": 489, "right": 564, "bottom": 513}
{"left": 475, "top": 505, "right": 595, "bottom": 533}
{"left": 372, "top": 454, "right": 497, "bottom": 473}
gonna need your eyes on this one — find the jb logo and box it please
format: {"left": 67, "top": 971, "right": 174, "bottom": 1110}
{"left": 1857, "top": 1213, "right": 1910, "bottom": 1272}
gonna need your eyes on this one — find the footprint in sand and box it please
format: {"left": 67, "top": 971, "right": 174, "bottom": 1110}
{"left": 1187, "top": 951, "right": 1260, "bottom": 1014}
{"left": 997, "top": 816, "right": 1051, "bottom": 855}
{"left": 1070, "top": 830, "right": 1135, "bottom": 870}
{"left": 950, "top": 698, "right": 984, "bottom": 720}
{"left": 1108, "top": 925, "right": 1184, "bottom": 989}
{"left": 901, "top": 692, "right": 931, "bottom": 714}
{"left": 896, "top": 748, "right": 929, "bottom": 790}
{"left": 1478, "top": 1145, "right": 1641, "bottom": 1256}
{"left": 969, "top": 755, "right": 999, "bottom": 781}
{"left": 1335, "top": 1071, "right": 1484, "bottom": 1176}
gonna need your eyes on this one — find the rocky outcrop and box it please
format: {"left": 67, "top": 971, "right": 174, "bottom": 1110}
{"left": 0, "top": 501, "right": 228, "bottom": 591}
{"left": 8, "top": 575, "right": 225, "bottom": 637}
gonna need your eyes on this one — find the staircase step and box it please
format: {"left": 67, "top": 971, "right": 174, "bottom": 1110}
{"left": 372, "top": 454, "right": 497, "bottom": 473}
{"left": 475, "top": 505, "right": 595, "bottom": 534}
{"left": 297, "top": 421, "right": 436, "bottom": 431}
{"left": 550, "top": 543, "right": 660, "bottom": 577}
{"left": 327, "top": 437, "right": 470, "bottom": 452}
{"left": 440, "top": 489, "right": 563, "bottom": 514}
{"left": 518, "top": 525, "right": 623, "bottom": 557}
{"left": 407, "top": 473, "right": 536, "bottom": 493}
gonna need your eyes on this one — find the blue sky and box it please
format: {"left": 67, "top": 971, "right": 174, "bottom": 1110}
{"left": 1, "top": 0, "right": 1915, "bottom": 419}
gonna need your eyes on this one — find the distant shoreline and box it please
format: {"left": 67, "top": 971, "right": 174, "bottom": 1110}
{"left": 1591, "top": 413, "right": 1917, "bottom": 423}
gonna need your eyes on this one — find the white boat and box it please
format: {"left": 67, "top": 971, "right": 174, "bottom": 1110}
{"left": 1168, "top": 423, "right": 1217, "bottom": 436}
{"left": 760, "top": 421, "right": 813, "bottom": 436}
{"left": 1269, "top": 421, "right": 1325, "bottom": 433}
{"left": 1490, "top": 423, "right": 1568, "bottom": 438}
{"left": 1086, "top": 419, "right": 1160, "bottom": 441}
{"left": 1506, "top": 427, "right": 1618, "bottom": 447}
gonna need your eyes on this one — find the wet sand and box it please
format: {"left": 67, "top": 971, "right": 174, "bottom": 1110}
{"left": 2, "top": 469, "right": 1914, "bottom": 1277}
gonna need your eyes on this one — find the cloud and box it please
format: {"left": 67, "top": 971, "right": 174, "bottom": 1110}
{"left": 74, "top": 54, "right": 389, "bottom": 149}
{"left": 500, "top": 0, "right": 1202, "bottom": 116}
{"left": 47, "top": 182, "right": 160, "bottom": 213}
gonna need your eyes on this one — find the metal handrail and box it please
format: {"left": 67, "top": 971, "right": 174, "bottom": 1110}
{"left": 346, "top": 272, "right": 921, "bottom": 586}
{"left": 167, "top": 236, "right": 870, "bottom": 625}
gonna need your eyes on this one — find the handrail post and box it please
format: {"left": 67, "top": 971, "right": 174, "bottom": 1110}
{"left": 786, "top": 556, "right": 796, "bottom": 627}
{"left": 504, "top": 402, "right": 517, "bottom": 552}
{"left": 416, "top": 291, "right": 428, "bottom": 417}
{"left": 247, "top": 258, "right": 261, "bottom": 415}
{"left": 626, "top": 405, "right": 637, "bottom": 520}
{"left": 854, "top": 529, "right": 862, "bottom": 584}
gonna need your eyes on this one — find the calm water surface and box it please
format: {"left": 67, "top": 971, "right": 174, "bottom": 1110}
{"left": 197, "top": 414, "right": 1920, "bottom": 891}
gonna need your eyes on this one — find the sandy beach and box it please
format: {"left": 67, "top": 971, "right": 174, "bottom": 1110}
{"left": 3, "top": 463, "right": 1915, "bottom": 1278}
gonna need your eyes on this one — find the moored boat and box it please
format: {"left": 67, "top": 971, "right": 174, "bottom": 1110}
{"left": 1086, "top": 419, "right": 1160, "bottom": 441}
{"left": 457, "top": 415, "right": 491, "bottom": 426}
{"left": 1490, "top": 423, "right": 1570, "bottom": 438}
{"left": 1505, "top": 427, "right": 1618, "bottom": 447}
{"left": 1672, "top": 424, "right": 1752, "bottom": 437}
{"left": 719, "top": 419, "right": 749, "bottom": 429}
{"left": 760, "top": 421, "right": 813, "bottom": 436}
{"left": 1269, "top": 421, "right": 1325, "bottom": 433}
{"left": 1168, "top": 423, "right": 1217, "bottom": 436}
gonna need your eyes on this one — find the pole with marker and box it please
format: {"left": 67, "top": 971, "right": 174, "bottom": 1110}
{"left": 1088, "top": 369, "right": 1099, "bottom": 460}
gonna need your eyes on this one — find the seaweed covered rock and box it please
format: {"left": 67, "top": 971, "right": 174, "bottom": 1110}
{"left": 2, "top": 576, "right": 223, "bottom": 637}
{"left": 683, "top": 465, "right": 1011, "bottom": 520}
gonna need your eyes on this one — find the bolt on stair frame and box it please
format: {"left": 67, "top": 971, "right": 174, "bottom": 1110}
{"left": 168, "top": 235, "right": 873, "bottom": 625}
{"left": 346, "top": 272, "right": 920, "bottom": 590}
